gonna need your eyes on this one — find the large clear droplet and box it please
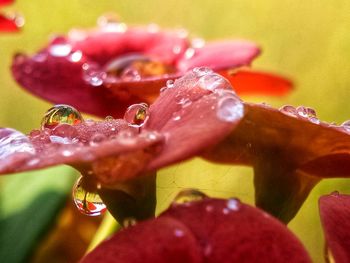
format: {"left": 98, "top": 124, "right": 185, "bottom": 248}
{"left": 172, "top": 189, "right": 207, "bottom": 205}
{"left": 124, "top": 103, "right": 150, "bottom": 127}
{"left": 216, "top": 96, "right": 244, "bottom": 122}
{"left": 198, "top": 73, "right": 232, "bottom": 92}
{"left": 41, "top": 104, "right": 83, "bottom": 129}
{"left": 0, "top": 128, "right": 35, "bottom": 159}
{"left": 72, "top": 176, "right": 107, "bottom": 216}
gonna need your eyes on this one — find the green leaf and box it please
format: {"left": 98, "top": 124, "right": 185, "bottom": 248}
{"left": 0, "top": 166, "right": 76, "bottom": 263}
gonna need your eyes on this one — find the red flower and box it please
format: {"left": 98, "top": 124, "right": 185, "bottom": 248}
{"left": 11, "top": 20, "right": 291, "bottom": 118}
{"left": 81, "top": 196, "right": 312, "bottom": 263}
{"left": 1, "top": 69, "right": 350, "bottom": 224}
{"left": 0, "top": 0, "right": 23, "bottom": 32}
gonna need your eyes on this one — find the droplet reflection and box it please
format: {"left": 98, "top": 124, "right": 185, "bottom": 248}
{"left": 124, "top": 103, "right": 150, "bottom": 127}
{"left": 41, "top": 104, "right": 83, "bottom": 129}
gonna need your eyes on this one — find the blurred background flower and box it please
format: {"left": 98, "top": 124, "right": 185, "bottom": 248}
{"left": 1, "top": 1, "right": 350, "bottom": 262}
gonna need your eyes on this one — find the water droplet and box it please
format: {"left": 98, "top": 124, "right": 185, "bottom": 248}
{"left": 279, "top": 105, "right": 297, "bottom": 117}
{"left": 51, "top": 124, "right": 78, "bottom": 140}
{"left": 226, "top": 198, "right": 240, "bottom": 211}
{"left": 193, "top": 67, "right": 213, "bottom": 77}
{"left": 82, "top": 63, "right": 106, "bottom": 86}
{"left": 62, "top": 150, "right": 73, "bottom": 157}
{"left": 69, "top": 50, "right": 83, "bottom": 63}
{"left": 174, "top": 229, "right": 185, "bottom": 238}
{"left": 97, "top": 13, "right": 127, "bottom": 32}
{"left": 124, "top": 103, "right": 150, "bottom": 127}
{"left": 341, "top": 120, "right": 350, "bottom": 132}
{"left": 89, "top": 133, "right": 106, "bottom": 146}
{"left": 173, "top": 115, "right": 181, "bottom": 121}
{"left": 173, "top": 189, "right": 207, "bottom": 205}
{"left": 166, "top": 79, "right": 175, "bottom": 88}
{"left": 331, "top": 191, "right": 340, "bottom": 196}
{"left": 41, "top": 104, "right": 83, "bottom": 129}
{"left": 122, "top": 217, "right": 137, "bottom": 228}
{"left": 105, "top": 116, "right": 114, "bottom": 122}
{"left": 177, "top": 98, "right": 192, "bottom": 108}
{"left": 72, "top": 176, "right": 107, "bottom": 216}
{"left": 120, "top": 68, "right": 141, "bottom": 81}
{"left": 216, "top": 96, "right": 244, "bottom": 122}
{"left": 198, "top": 73, "right": 231, "bottom": 92}
{"left": 49, "top": 43, "right": 72, "bottom": 57}
{"left": 191, "top": 38, "right": 205, "bottom": 49}
{"left": 0, "top": 128, "right": 35, "bottom": 159}
{"left": 184, "top": 48, "right": 195, "bottom": 59}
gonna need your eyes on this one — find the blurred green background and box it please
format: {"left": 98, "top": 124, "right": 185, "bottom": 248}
{"left": 1, "top": 0, "right": 350, "bottom": 262}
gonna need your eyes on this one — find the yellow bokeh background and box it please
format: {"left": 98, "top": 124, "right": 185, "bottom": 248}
{"left": 1, "top": 1, "right": 350, "bottom": 262}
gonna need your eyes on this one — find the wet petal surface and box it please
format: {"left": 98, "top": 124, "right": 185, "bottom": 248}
{"left": 319, "top": 193, "right": 350, "bottom": 263}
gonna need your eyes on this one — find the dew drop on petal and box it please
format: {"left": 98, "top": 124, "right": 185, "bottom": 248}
{"left": 216, "top": 96, "right": 244, "bottom": 123}
{"left": 279, "top": 105, "right": 297, "bottom": 117}
{"left": 166, "top": 79, "right": 175, "bottom": 88}
{"left": 72, "top": 176, "right": 107, "bottom": 216}
{"left": 82, "top": 63, "right": 106, "bottom": 87}
{"left": 49, "top": 43, "right": 72, "bottom": 57}
{"left": 226, "top": 198, "right": 240, "bottom": 211}
{"left": 331, "top": 190, "right": 340, "bottom": 196}
{"left": 41, "top": 105, "right": 83, "bottom": 129}
{"left": 0, "top": 128, "right": 35, "bottom": 159}
{"left": 124, "top": 103, "right": 150, "bottom": 127}
{"left": 122, "top": 217, "right": 137, "bottom": 228}
{"left": 89, "top": 133, "right": 106, "bottom": 146}
{"left": 172, "top": 189, "right": 207, "bottom": 206}
{"left": 341, "top": 120, "right": 350, "bottom": 132}
{"left": 198, "top": 73, "right": 232, "bottom": 92}
{"left": 193, "top": 67, "right": 213, "bottom": 77}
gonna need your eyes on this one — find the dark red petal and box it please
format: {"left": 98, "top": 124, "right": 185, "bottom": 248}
{"left": 81, "top": 217, "right": 202, "bottom": 263}
{"left": 144, "top": 69, "right": 244, "bottom": 170}
{"left": 161, "top": 198, "right": 311, "bottom": 263}
{"left": 0, "top": 14, "right": 20, "bottom": 32}
{"left": 219, "top": 70, "right": 293, "bottom": 96}
{"left": 177, "top": 40, "right": 260, "bottom": 72}
{"left": 202, "top": 103, "right": 350, "bottom": 222}
{"left": 319, "top": 193, "right": 350, "bottom": 263}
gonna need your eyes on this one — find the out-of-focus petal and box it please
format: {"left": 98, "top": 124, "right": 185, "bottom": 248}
{"left": 82, "top": 197, "right": 311, "bottom": 263}
{"left": 0, "top": 14, "right": 20, "bottom": 32}
{"left": 219, "top": 70, "right": 293, "bottom": 96}
{"left": 177, "top": 40, "right": 260, "bottom": 72}
{"left": 319, "top": 193, "right": 350, "bottom": 263}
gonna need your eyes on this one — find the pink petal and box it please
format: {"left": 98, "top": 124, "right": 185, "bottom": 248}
{"left": 81, "top": 217, "right": 202, "bottom": 263}
{"left": 144, "top": 69, "right": 244, "bottom": 170}
{"left": 319, "top": 193, "right": 350, "bottom": 263}
{"left": 177, "top": 40, "right": 260, "bottom": 72}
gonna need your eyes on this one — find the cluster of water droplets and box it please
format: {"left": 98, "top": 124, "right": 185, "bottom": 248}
{"left": 279, "top": 105, "right": 350, "bottom": 133}
{"left": 0, "top": 128, "right": 35, "bottom": 159}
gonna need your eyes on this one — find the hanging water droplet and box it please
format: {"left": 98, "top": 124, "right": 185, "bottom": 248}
{"left": 124, "top": 103, "right": 150, "bottom": 127}
{"left": 89, "top": 133, "right": 106, "bottom": 146}
{"left": 41, "top": 104, "right": 83, "bottom": 129}
{"left": 172, "top": 189, "right": 207, "bottom": 206}
{"left": 0, "top": 128, "right": 35, "bottom": 159}
{"left": 122, "top": 217, "right": 137, "bottom": 228}
{"left": 198, "top": 73, "right": 231, "bottom": 92}
{"left": 49, "top": 43, "right": 72, "bottom": 57}
{"left": 216, "top": 96, "right": 244, "bottom": 122}
{"left": 82, "top": 63, "right": 106, "bottom": 87}
{"left": 279, "top": 105, "right": 297, "bottom": 117}
{"left": 72, "top": 176, "right": 107, "bottom": 216}
{"left": 193, "top": 67, "right": 213, "bottom": 77}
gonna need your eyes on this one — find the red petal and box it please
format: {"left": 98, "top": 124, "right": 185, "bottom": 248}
{"left": 219, "top": 70, "right": 293, "bottom": 96}
{"left": 162, "top": 198, "right": 311, "bottom": 263}
{"left": 319, "top": 193, "right": 350, "bottom": 263}
{"left": 0, "top": 14, "right": 20, "bottom": 32}
{"left": 0, "top": 0, "right": 13, "bottom": 6}
{"left": 81, "top": 217, "right": 203, "bottom": 263}
{"left": 177, "top": 40, "right": 260, "bottom": 72}
{"left": 144, "top": 69, "right": 243, "bottom": 170}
